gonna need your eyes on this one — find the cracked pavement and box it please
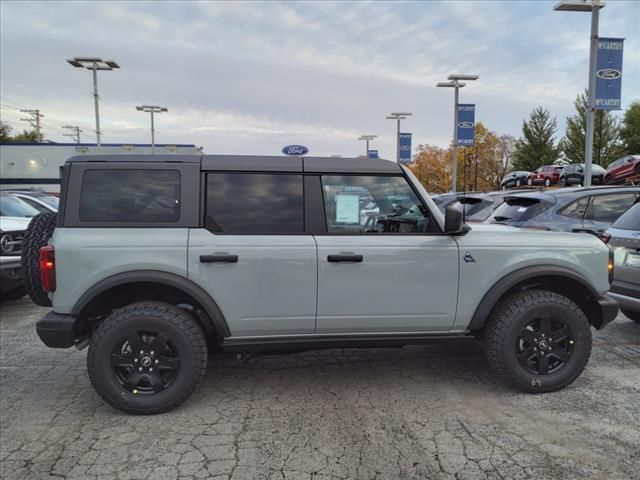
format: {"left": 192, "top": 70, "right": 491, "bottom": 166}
{"left": 1, "top": 297, "right": 639, "bottom": 479}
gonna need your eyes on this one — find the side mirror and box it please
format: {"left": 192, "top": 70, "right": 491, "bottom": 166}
{"left": 444, "top": 206, "right": 464, "bottom": 233}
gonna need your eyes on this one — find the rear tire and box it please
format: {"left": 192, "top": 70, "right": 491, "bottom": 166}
{"left": 544, "top": 177, "right": 551, "bottom": 187}
{"left": 621, "top": 308, "right": 640, "bottom": 323}
{"left": 87, "top": 301, "right": 208, "bottom": 414}
{"left": 516, "top": 179, "right": 522, "bottom": 187}
{"left": 484, "top": 289, "right": 592, "bottom": 393}
{"left": 21, "top": 212, "right": 56, "bottom": 307}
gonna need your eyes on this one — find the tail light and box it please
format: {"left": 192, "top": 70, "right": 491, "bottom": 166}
{"left": 608, "top": 250, "right": 614, "bottom": 284}
{"left": 39, "top": 245, "right": 56, "bottom": 292}
{"left": 597, "top": 232, "right": 611, "bottom": 244}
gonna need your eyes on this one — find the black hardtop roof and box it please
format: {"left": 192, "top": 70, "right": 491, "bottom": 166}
{"left": 65, "top": 154, "right": 402, "bottom": 174}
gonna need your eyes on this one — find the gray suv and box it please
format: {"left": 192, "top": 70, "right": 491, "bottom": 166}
{"left": 30, "top": 155, "right": 618, "bottom": 414}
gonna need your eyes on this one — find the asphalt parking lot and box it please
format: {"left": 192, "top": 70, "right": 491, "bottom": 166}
{"left": 1, "top": 297, "right": 639, "bottom": 480}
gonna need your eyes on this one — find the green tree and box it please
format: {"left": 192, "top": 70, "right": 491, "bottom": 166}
{"left": 0, "top": 121, "right": 12, "bottom": 142}
{"left": 561, "top": 91, "right": 624, "bottom": 166}
{"left": 620, "top": 101, "right": 640, "bottom": 154}
{"left": 513, "top": 107, "right": 559, "bottom": 171}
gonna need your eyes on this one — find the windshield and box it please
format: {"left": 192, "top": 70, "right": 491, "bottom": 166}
{"left": 612, "top": 203, "right": 640, "bottom": 230}
{"left": 0, "top": 195, "right": 40, "bottom": 217}
{"left": 489, "top": 197, "right": 552, "bottom": 223}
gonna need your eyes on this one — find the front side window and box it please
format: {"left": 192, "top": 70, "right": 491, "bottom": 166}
{"left": 79, "top": 169, "right": 180, "bottom": 222}
{"left": 205, "top": 173, "right": 304, "bottom": 234}
{"left": 321, "top": 175, "right": 436, "bottom": 234}
{"left": 586, "top": 193, "right": 639, "bottom": 223}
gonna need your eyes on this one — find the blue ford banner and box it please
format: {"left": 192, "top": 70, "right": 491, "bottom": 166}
{"left": 595, "top": 37, "right": 624, "bottom": 110}
{"left": 367, "top": 149, "right": 379, "bottom": 159}
{"left": 457, "top": 104, "right": 475, "bottom": 146}
{"left": 399, "top": 133, "right": 412, "bottom": 164}
{"left": 281, "top": 145, "right": 309, "bottom": 156}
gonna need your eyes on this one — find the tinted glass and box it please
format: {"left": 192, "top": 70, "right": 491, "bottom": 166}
{"left": 612, "top": 203, "right": 640, "bottom": 230}
{"left": 587, "top": 193, "right": 638, "bottom": 223}
{"left": 490, "top": 197, "right": 551, "bottom": 222}
{"left": 206, "top": 173, "right": 303, "bottom": 234}
{"left": 79, "top": 170, "right": 180, "bottom": 222}
{"left": 15, "top": 196, "right": 50, "bottom": 214}
{"left": 559, "top": 196, "right": 589, "bottom": 219}
{"left": 0, "top": 195, "right": 40, "bottom": 217}
{"left": 38, "top": 195, "right": 59, "bottom": 208}
{"left": 321, "top": 175, "right": 436, "bottom": 234}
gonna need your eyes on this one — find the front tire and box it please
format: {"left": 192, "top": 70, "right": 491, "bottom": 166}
{"left": 621, "top": 308, "right": 640, "bottom": 323}
{"left": 544, "top": 177, "right": 551, "bottom": 187}
{"left": 484, "top": 290, "right": 592, "bottom": 393}
{"left": 516, "top": 179, "right": 522, "bottom": 187}
{"left": 88, "top": 301, "right": 207, "bottom": 414}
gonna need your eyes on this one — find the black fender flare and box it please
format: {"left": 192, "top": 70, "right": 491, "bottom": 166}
{"left": 71, "top": 270, "right": 231, "bottom": 337}
{"left": 467, "top": 265, "right": 600, "bottom": 331}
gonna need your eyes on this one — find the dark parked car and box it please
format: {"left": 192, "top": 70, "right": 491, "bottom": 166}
{"left": 487, "top": 186, "right": 640, "bottom": 233}
{"left": 603, "top": 203, "right": 640, "bottom": 323}
{"left": 528, "top": 165, "right": 563, "bottom": 187}
{"left": 604, "top": 155, "right": 640, "bottom": 185}
{"left": 559, "top": 163, "right": 605, "bottom": 186}
{"left": 500, "top": 171, "right": 530, "bottom": 189}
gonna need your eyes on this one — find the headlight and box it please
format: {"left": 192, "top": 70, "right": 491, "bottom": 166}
{"left": 0, "top": 233, "right": 14, "bottom": 254}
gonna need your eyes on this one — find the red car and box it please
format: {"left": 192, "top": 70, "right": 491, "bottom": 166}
{"left": 604, "top": 155, "right": 640, "bottom": 185}
{"left": 527, "top": 165, "right": 563, "bottom": 187}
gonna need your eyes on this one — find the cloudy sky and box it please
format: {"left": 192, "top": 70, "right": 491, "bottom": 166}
{"left": 1, "top": 0, "right": 638, "bottom": 158}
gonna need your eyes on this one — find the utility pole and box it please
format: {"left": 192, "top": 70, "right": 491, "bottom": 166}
{"left": 136, "top": 105, "right": 168, "bottom": 154}
{"left": 554, "top": 0, "right": 606, "bottom": 187}
{"left": 385, "top": 112, "right": 412, "bottom": 163}
{"left": 437, "top": 74, "right": 478, "bottom": 192}
{"left": 67, "top": 57, "right": 120, "bottom": 147}
{"left": 358, "top": 135, "right": 377, "bottom": 157}
{"left": 20, "top": 109, "right": 44, "bottom": 142}
{"left": 62, "top": 125, "right": 82, "bottom": 144}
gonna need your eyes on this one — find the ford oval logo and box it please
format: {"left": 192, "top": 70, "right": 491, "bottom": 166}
{"left": 282, "top": 145, "right": 309, "bottom": 156}
{"left": 597, "top": 68, "right": 621, "bottom": 80}
{"left": 458, "top": 121, "right": 474, "bottom": 129}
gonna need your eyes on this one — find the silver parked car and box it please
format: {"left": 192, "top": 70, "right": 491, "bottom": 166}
{"left": 604, "top": 203, "right": 640, "bottom": 323}
{"left": 27, "top": 154, "right": 617, "bottom": 414}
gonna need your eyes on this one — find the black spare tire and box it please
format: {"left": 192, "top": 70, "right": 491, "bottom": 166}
{"left": 21, "top": 212, "right": 56, "bottom": 307}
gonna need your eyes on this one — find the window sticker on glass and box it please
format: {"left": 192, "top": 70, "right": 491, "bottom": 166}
{"left": 517, "top": 207, "right": 527, "bottom": 212}
{"left": 335, "top": 194, "right": 360, "bottom": 224}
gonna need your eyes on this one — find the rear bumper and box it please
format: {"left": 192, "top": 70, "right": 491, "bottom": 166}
{"left": 596, "top": 294, "right": 619, "bottom": 329}
{"left": 0, "top": 256, "right": 22, "bottom": 293}
{"left": 36, "top": 311, "right": 78, "bottom": 348}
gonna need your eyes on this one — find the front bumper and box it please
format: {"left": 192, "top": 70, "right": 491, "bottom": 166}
{"left": 596, "top": 294, "right": 619, "bottom": 329}
{"left": 36, "top": 311, "right": 78, "bottom": 348}
{"left": 0, "top": 256, "right": 23, "bottom": 293}
{"left": 609, "top": 280, "right": 640, "bottom": 312}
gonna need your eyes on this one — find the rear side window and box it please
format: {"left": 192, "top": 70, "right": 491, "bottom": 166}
{"left": 205, "top": 173, "right": 304, "bottom": 234}
{"left": 490, "top": 197, "right": 551, "bottom": 222}
{"left": 586, "top": 193, "right": 638, "bottom": 223}
{"left": 79, "top": 170, "right": 180, "bottom": 222}
{"left": 559, "top": 196, "right": 589, "bottom": 219}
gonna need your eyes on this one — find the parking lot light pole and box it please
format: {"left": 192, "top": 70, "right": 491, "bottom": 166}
{"left": 136, "top": 105, "right": 168, "bottom": 154}
{"left": 67, "top": 57, "right": 120, "bottom": 147}
{"left": 437, "top": 74, "right": 478, "bottom": 193}
{"left": 385, "top": 112, "right": 412, "bottom": 163}
{"left": 554, "top": 0, "right": 605, "bottom": 187}
{"left": 358, "top": 135, "right": 377, "bottom": 157}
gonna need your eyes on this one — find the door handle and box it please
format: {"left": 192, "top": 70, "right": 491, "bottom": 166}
{"left": 327, "top": 254, "right": 363, "bottom": 263}
{"left": 200, "top": 254, "right": 238, "bottom": 263}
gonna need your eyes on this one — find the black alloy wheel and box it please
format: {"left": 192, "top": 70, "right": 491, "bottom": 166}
{"left": 111, "top": 331, "right": 181, "bottom": 394}
{"left": 516, "top": 315, "right": 573, "bottom": 375}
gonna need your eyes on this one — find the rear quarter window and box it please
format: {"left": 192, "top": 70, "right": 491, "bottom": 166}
{"left": 490, "top": 197, "right": 551, "bottom": 222}
{"left": 79, "top": 169, "right": 181, "bottom": 222}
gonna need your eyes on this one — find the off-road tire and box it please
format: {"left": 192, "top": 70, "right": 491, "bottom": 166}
{"left": 88, "top": 301, "right": 208, "bottom": 415}
{"left": 21, "top": 212, "right": 56, "bottom": 306}
{"left": 621, "top": 308, "right": 640, "bottom": 323}
{"left": 484, "top": 289, "right": 592, "bottom": 393}
{"left": 1, "top": 287, "right": 26, "bottom": 301}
